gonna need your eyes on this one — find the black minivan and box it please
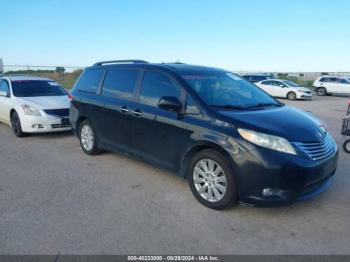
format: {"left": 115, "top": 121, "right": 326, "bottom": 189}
{"left": 70, "top": 60, "right": 338, "bottom": 209}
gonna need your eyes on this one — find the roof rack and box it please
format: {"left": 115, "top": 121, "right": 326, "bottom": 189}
{"left": 93, "top": 60, "right": 149, "bottom": 66}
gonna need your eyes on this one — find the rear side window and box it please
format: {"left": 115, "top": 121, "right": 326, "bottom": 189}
{"left": 74, "top": 69, "right": 104, "bottom": 93}
{"left": 261, "top": 80, "right": 271, "bottom": 85}
{"left": 252, "top": 76, "right": 267, "bottom": 82}
{"left": 102, "top": 69, "right": 139, "bottom": 99}
{"left": 328, "top": 77, "right": 337, "bottom": 83}
{"left": 139, "top": 70, "right": 181, "bottom": 107}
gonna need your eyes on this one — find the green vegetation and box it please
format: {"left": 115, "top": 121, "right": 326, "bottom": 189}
{"left": 4, "top": 68, "right": 83, "bottom": 89}
{"left": 276, "top": 73, "right": 314, "bottom": 88}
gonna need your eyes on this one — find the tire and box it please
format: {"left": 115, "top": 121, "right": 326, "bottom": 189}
{"left": 187, "top": 149, "right": 238, "bottom": 210}
{"left": 287, "top": 92, "right": 297, "bottom": 101}
{"left": 316, "top": 87, "right": 327, "bottom": 96}
{"left": 343, "top": 140, "right": 350, "bottom": 154}
{"left": 79, "top": 119, "right": 101, "bottom": 155}
{"left": 10, "top": 111, "right": 25, "bottom": 137}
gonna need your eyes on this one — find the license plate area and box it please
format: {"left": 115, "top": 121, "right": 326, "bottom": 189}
{"left": 61, "top": 118, "right": 70, "bottom": 125}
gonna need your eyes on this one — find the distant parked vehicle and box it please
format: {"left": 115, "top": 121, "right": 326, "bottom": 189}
{"left": 241, "top": 74, "right": 273, "bottom": 83}
{"left": 255, "top": 79, "right": 312, "bottom": 100}
{"left": 342, "top": 101, "right": 350, "bottom": 153}
{"left": 0, "top": 75, "right": 71, "bottom": 137}
{"left": 313, "top": 76, "right": 350, "bottom": 96}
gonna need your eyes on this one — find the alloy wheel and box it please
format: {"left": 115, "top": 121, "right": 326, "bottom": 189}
{"left": 81, "top": 124, "right": 95, "bottom": 151}
{"left": 193, "top": 159, "right": 227, "bottom": 202}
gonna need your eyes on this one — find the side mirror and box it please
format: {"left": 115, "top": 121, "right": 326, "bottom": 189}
{"left": 158, "top": 96, "right": 182, "bottom": 112}
{"left": 0, "top": 91, "right": 9, "bottom": 97}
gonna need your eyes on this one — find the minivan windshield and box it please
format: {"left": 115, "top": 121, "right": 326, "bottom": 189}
{"left": 181, "top": 71, "right": 280, "bottom": 109}
{"left": 11, "top": 80, "right": 67, "bottom": 97}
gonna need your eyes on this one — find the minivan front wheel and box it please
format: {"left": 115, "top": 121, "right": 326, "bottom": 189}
{"left": 188, "top": 149, "right": 237, "bottom": 210}
{"left": 79, "top": 120, "right": 101, "bottom": 155}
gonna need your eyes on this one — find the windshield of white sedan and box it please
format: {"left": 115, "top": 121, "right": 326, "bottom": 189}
{"left": 181, "top": 71, "right": 280, "bottom": 109}
{"left": 11, "top": 81, "right": 67, "bottom": 97}
{"left": 283, "top": 80, "right": 299, "bottom": 87}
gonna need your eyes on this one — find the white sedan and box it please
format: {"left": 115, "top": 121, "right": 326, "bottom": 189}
{"left": 0, "top": 76, "right": 72, "bottom": 137}
{"left": 255, "top": 79, "right": 313, "bottom": 100}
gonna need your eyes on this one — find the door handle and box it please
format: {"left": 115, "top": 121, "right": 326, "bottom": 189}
{"left": 120, "top": 106, "right": 129, "bottom": 113}
{"left": 132, "top": 109, "right": 142, "bottom": 117}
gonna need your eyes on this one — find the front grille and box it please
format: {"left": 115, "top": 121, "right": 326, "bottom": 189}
{"left": 293, "top": 135, "right": 335, "bottom": 161}
{"left": 44, "top": 108, "right": 69, "bottom": 117}
{"left": 51, "top": 124, "right": 71, "bottom": 129}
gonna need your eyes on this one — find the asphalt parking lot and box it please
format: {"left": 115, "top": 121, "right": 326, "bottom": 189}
{"left": 0, "top": 95, "right": 350, "bottom": 255}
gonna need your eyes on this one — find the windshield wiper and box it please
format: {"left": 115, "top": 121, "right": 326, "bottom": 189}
{"left": 247, "top": 103, "right": 283, "bottom": 109}
{"left": 210, "top": 104, "right": 247, "bottom": 110}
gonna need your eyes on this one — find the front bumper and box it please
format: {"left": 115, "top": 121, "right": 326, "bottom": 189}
{"left": 296, "top": 92, "right": 313, "bottom": 100}
{"left": 233, "top": 143, "right": 338, "bottom": 207}
{"left": 20, "top": 114, "right": 72, "bottom": 133}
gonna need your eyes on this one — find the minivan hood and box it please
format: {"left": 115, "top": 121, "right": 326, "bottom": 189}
{"left": 218, "top": 106, "right": 325, "bottom": 142}
{"left": 16, "top": 96, "right": 70, "bottom": 109}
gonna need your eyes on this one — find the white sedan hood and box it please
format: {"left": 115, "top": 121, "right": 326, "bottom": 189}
{"left": 16, "top": 96, "right": 70, "bottom": 109}
{"left": 292, "top": 86, "right": 311, "bottom": 92}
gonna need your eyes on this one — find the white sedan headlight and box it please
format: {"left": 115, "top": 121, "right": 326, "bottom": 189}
{"left": 238, "top": 128, "right": 297, "bottom": 155}
{"left": 22, "top": 105, "right": 42, "bottom": 116}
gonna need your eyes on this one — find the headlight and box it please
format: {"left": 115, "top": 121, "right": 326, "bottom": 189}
{"left": 238, "top": 128, "right": 297, "bottom": 155}
{"left": 22, "top": 105, "right": 42, "bottom": 116}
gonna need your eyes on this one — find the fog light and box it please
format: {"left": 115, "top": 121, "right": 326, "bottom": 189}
{"left": 32, "top": 124, "right": 39, "bottom": 128}
{"left": 262, "top": 188, "right": 273, "bottom": 197}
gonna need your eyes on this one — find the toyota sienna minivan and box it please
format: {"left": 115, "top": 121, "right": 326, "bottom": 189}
{"left": 70, "top": 60, "right": 338, "bottom": 209}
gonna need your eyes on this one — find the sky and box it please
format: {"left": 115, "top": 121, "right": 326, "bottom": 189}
{"left": 0, "top": 0, "right": 349, "bottom": 72}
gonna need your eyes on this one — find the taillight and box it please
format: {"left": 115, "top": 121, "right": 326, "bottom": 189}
{"left": 68, "top": 93, "right": 73, "bottom": 100}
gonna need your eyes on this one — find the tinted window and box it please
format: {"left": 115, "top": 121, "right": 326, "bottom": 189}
{"left": 339, "top": 78, "right": 349, "bottom": 84}
{"left": 328, "top": 77, "right": 337, "bottom": 83}
{"left": 74, "top": 69, "right": 104, "bottom": 93}
{"left": 271, "top": 81, "right": 285, "bottom": 87}
{"left": 181, "top": 71, "right": 278, "bottom": 108}
{"left": 261, "top": 80, "right": 271, "bottom": 85}
{"left": 139, "top": 70, "right": 181, "bottom": 107}
{"left": 102, "top": 69, "right": 138, "bottom": 99}
{"left": 252, "top": 76, "right": 268, "bottom": 82}
{"left": 11, "top": 81, "right": 67, "bottom": 97}
{"left": 0, "top": 80, "right": 10, "bottom": 94}
{"left": 319, "top": 77, "right": 327, "bottom": 82}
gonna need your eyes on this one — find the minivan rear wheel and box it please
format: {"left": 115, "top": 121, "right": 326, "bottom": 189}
{"left": 79, "top": 120, "right": 101, "bottom": 155}
{"left": 188, "top": 149, "right": 237, "bottom": 210}
{"left": 316, "top": 87, "right": 327, "bottom": 96}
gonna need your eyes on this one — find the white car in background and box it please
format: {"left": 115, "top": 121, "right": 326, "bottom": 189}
{"left": 0, "top": 76, "right": 72, "bottom": 137}
{"left": 255, "top": 79, "right": 312, "bottom": 100}
{"left": 313, "top": 76, "right": 350, "bottom": 96}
